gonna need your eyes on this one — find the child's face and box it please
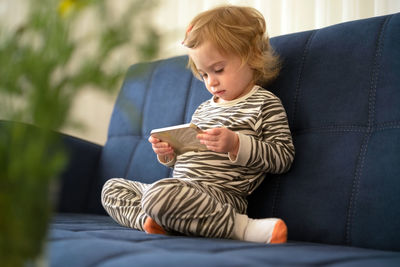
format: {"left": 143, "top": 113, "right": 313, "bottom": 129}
{"left": 188, "top": 41, "right": 254, "bottom": 103}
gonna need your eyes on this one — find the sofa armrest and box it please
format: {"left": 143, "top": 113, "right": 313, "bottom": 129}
{"left": 1, "top": 120, "right": 103, "bottom": 213}
{"left": 57, "top": 134, "right": 103, "bottom": 214}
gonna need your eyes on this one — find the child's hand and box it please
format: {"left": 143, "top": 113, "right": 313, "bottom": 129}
{"left": 148, "top": 136, "right": 175, "bottom": 161}
{"left": 197, "top": 128, "right": 239, "bottom": 156}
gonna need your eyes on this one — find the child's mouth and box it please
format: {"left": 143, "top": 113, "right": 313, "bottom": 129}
{"left": 214, "top": 90, "right": 225, "bottom": 97}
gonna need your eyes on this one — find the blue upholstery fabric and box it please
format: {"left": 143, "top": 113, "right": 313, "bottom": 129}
{"left": 59, "top": 135, "right": 102, "bottom": 213}
{"left": 50, "top": 214, "right": 400, "bottom": 267}
{"left": 51, "top": 13, "right": 400, "bottom": 266}
{"left": 248, "top": 13, "right": 400, "bottom": 251}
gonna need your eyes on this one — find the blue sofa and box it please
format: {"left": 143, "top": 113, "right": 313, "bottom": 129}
{"left": 51, "top": 13, "right": 400, "bottom": 266}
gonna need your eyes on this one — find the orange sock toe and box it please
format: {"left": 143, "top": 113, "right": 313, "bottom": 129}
{"left": 143, "top": 217, "right": 167, "bottom": 235}
{"left": 270, "top": 219, "right": 287, "bottom": 244}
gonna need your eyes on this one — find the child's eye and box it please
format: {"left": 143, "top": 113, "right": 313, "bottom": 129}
{"left": 200, "top": 73, "right": 208, "bottom": 79}
{"left": 215, "top": 68, "right": 224, "bottom": 73}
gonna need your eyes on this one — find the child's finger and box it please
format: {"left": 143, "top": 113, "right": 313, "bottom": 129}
{"left": 149, "top": 135, "right": 160, "bottom": 143}
{"left": 204, "top": 128, "right": 222, "bottom": 135}
{"left": 154, "top": 141, "right": 171, "bottom": 149}
{"left": 197, "top": 128, "right": 224, "bottom": 141}
{"left": 198, "top": 134, "right": 218, "bottom": 142}
{"left": 154, "top": 145, "right": 174, "bottom": 155}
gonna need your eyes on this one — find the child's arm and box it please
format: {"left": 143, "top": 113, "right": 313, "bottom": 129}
{"left": 148, "top": 135, "right": 176, "bottom": 166}
{"left": 197, "top": 98, "right": 295, "bottom": 174}
{"left": 235, "top": 98, "right": 295, "bottom": 174}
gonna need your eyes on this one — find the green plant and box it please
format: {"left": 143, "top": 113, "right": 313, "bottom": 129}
{"left": 0, "top": 0, "right": 159, "bottom": 266}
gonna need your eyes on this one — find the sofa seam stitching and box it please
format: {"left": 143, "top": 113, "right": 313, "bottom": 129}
{"left": 183, "top": 72, "right": 195, "bottom": 123}
{"left": 123, "top": 62, "right": 159, "bottom": 178}
{"left": 290, "top": 30, "right": 316, "bottom": 128}
{"left": 293, "top": 125, "right": 368, "bottom": 135}
{"left": 376, "top": 121, "right": 400, "bottom": 131}
{"left": 345, "top": 14, "right": 390, "bottom": 246}
{"left": 272, "top": 30, "right": 316, "bottom": 218}
{"left": 106, "top": 66, "right": 132, "bottom": 140}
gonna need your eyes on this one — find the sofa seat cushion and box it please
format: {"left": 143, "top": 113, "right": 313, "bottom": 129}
{"left": 49, "top": 214, "right": 400, "bottom": 267}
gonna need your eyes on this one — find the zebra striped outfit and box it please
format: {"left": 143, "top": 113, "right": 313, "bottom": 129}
{"left": 102, "top": 85, "right": 295, "bottom": 239}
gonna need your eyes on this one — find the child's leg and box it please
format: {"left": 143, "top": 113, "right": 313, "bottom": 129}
{"left": 141, "top": 178, "right": 287, "bottom": 243}
{"left": 141, "top": 178, "right": 242, "bottom": 239}
{"left": 101, "top": 178, "right": 149, "bottom": 231}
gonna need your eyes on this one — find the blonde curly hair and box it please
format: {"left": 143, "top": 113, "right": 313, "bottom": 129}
{"left": 182, "top": 5, "right": 281, "bottom": 85}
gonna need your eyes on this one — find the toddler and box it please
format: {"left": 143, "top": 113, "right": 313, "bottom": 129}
{"left": 101, "top": 5, "right": 295, "bottom": 244}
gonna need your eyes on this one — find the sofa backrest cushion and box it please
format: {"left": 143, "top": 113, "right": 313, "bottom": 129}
{"left": 95, "top": 13, "right": 400, "bottom": 251}
{"left": 247, "top": 13, "right": 400, "bottom": 252}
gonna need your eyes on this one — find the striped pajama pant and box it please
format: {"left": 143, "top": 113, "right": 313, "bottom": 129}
{"left": 101, "top": 177, "right": 247, "bottom": 238}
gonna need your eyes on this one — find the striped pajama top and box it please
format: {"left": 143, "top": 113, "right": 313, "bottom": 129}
{"left": 163, "top": 85, "right": 295, "bottom": 197}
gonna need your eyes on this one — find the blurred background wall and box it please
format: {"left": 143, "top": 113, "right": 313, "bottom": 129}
{"left": 1, "top": 0, "right": 400, "bottom": 144}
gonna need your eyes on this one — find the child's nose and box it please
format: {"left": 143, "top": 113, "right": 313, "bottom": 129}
{"left": 206, "top": 75, "right": 218, "bottom": 87}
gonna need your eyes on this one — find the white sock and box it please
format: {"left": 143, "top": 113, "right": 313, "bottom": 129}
{"left": 231, "top": 213, "right": 249, "bottom": 240}
{"left": 231, "top": 214, "right": 286, "bottom": 243}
